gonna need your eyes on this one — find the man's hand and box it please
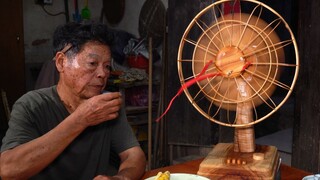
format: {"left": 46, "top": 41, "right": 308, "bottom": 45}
{"left": 75, "top": 92, "right": 122, "bottom": 127}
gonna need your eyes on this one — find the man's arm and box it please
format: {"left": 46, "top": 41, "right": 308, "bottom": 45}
{"left": 116, "top": 146, "right": 146, "bottom": 179}
{"left": 94, "top": 146, "right": 146, "bottom": 180}
{"left": 0, "top": 92, "right": 122, "bottom": 179}
{"left": 0, "top": 113, "right": 86, "bottom": 179}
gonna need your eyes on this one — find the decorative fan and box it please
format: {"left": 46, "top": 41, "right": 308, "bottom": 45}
{"left": 176, "top": 0, "right": 299, "bottom": 179}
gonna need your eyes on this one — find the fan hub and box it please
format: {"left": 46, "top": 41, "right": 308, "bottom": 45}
{"left": 215, "top": 46, "right": 245, "bottom": 78}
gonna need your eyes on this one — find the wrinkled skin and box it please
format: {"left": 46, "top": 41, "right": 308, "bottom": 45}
{"left": 56, "top": 41, "right": 122, "bottom": 125}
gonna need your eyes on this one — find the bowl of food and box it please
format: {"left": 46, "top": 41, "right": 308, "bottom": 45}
{"left": 145, "top": 171, "right": 210, "bottom": 180}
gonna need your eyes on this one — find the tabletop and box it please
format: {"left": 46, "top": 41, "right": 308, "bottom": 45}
{"left": 142, "top": 158, "right": 311, "bottom": 180}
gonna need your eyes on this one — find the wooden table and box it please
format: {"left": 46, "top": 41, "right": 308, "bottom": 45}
{"left": 142, "top": 159, "right": 311, "bottom": 180}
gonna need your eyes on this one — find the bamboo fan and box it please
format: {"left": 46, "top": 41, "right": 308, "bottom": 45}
{"left": 177, "top": 0, "right": 299, "bottom": 179}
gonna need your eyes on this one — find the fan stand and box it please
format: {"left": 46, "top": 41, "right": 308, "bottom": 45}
{"left": 197, "top": 143, "right": 279, "bottom": 179}
{"left": 197, "top": 79, "right": 280, "bottom": 179}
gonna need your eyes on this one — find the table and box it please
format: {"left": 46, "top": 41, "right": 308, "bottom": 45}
{"left": 142, "top": 159, "right": 311, "bottom": 180}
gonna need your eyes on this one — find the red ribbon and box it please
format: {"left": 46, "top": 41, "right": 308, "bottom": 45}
{"left": 155, "top": 61, "right": 251, "bottom": 122}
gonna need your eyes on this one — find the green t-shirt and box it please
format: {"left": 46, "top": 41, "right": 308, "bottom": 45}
{"left": 1, "top": 86, "right": 140, "bottom": 179}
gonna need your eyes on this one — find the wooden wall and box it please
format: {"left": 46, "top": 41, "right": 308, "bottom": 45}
{"left": 292, "top": 0, "right": 320, "bottom": 173}
{"left": 166, "top": 0, "right": 220, "bottom": 148}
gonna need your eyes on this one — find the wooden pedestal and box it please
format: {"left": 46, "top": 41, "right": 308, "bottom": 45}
{"left": 197, "top": 143, "right": 280, "bottom": 180}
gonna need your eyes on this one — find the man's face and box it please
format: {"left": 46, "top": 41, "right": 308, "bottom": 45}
{"left": 62, "top": 41, "right": 111, "bottom": 99}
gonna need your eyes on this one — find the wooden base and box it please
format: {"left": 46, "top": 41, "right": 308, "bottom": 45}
{"left": 197, "top": 143, "right": 280, "bottom": 180}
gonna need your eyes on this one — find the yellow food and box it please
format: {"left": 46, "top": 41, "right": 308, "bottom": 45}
{"left": 155, "top": 171, "right": 170, "bottom": 180}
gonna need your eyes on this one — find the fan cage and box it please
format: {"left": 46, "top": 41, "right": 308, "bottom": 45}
{"left": 177, "top": 0, "right": 299, "bottom": 127}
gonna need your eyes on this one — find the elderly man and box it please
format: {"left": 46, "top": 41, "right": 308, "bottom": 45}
{"left": 0, "top": 22, "right": 146, "bottom": 180}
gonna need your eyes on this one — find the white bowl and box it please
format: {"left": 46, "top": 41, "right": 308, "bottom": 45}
{"left": 302, "top": 174, "right": 320, "bottom": 180}
{"left": 145, "top": 173, "right": 210, "bottom": 180}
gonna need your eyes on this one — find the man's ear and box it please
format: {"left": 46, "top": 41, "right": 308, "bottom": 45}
{"left": 55, "top": 52, "right": 67, "bottom": 72}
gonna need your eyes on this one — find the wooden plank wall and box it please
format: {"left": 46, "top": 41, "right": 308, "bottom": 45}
{"left": 166, "top": 0, "right": 219, "bottom": 147}
{"left": 292, "top": 0, "right": 320, "bottom": 173}
{"left": 0, "top": 0, "right": 25, "bottom": 107}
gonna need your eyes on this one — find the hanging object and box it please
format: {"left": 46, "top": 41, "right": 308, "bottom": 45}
{"left": 72, "top": 0, "right": 81, "bottom": 22}
{"left": 138, "top": 0, "right": 166, "bottom": 48}
{"left": 81, "top": 0, "right": 91, "bottom": 20}
{"left": 103, "top": 0, "right": 125, "bottom": 25}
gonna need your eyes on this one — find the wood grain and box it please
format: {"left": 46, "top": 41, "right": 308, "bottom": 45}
{"left": 198, "top": 143, "right": 279, "bottom": 179}
{"left": 142, "top": 157, "right": 311, "bottom": 180}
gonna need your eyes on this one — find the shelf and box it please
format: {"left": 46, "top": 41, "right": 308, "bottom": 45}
{"left": 127, "top": 116, "right": 148, "bottom": 126}
{"left": 126, "top": 106, "right": 148, "bottom": 115}
{"left": 108, "top": 78, "right": 160, "bottom": 88}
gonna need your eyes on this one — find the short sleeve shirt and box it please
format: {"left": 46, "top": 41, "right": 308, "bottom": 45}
{"left": 1, "top": 86, "right": 140, "bottom": 180}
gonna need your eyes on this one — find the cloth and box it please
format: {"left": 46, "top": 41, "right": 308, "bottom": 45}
{"left": 34, "top": 60, "right": 59, "bottom": 89}
{"left": 1, "top": 86, "right": 139, "bottom": 179}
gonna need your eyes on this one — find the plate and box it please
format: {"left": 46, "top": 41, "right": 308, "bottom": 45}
{"left": 302, "top": 174, "right": 320, "bottom": 180}
{"left": 145, "top": 173, "right": 210, "bottom": 180}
